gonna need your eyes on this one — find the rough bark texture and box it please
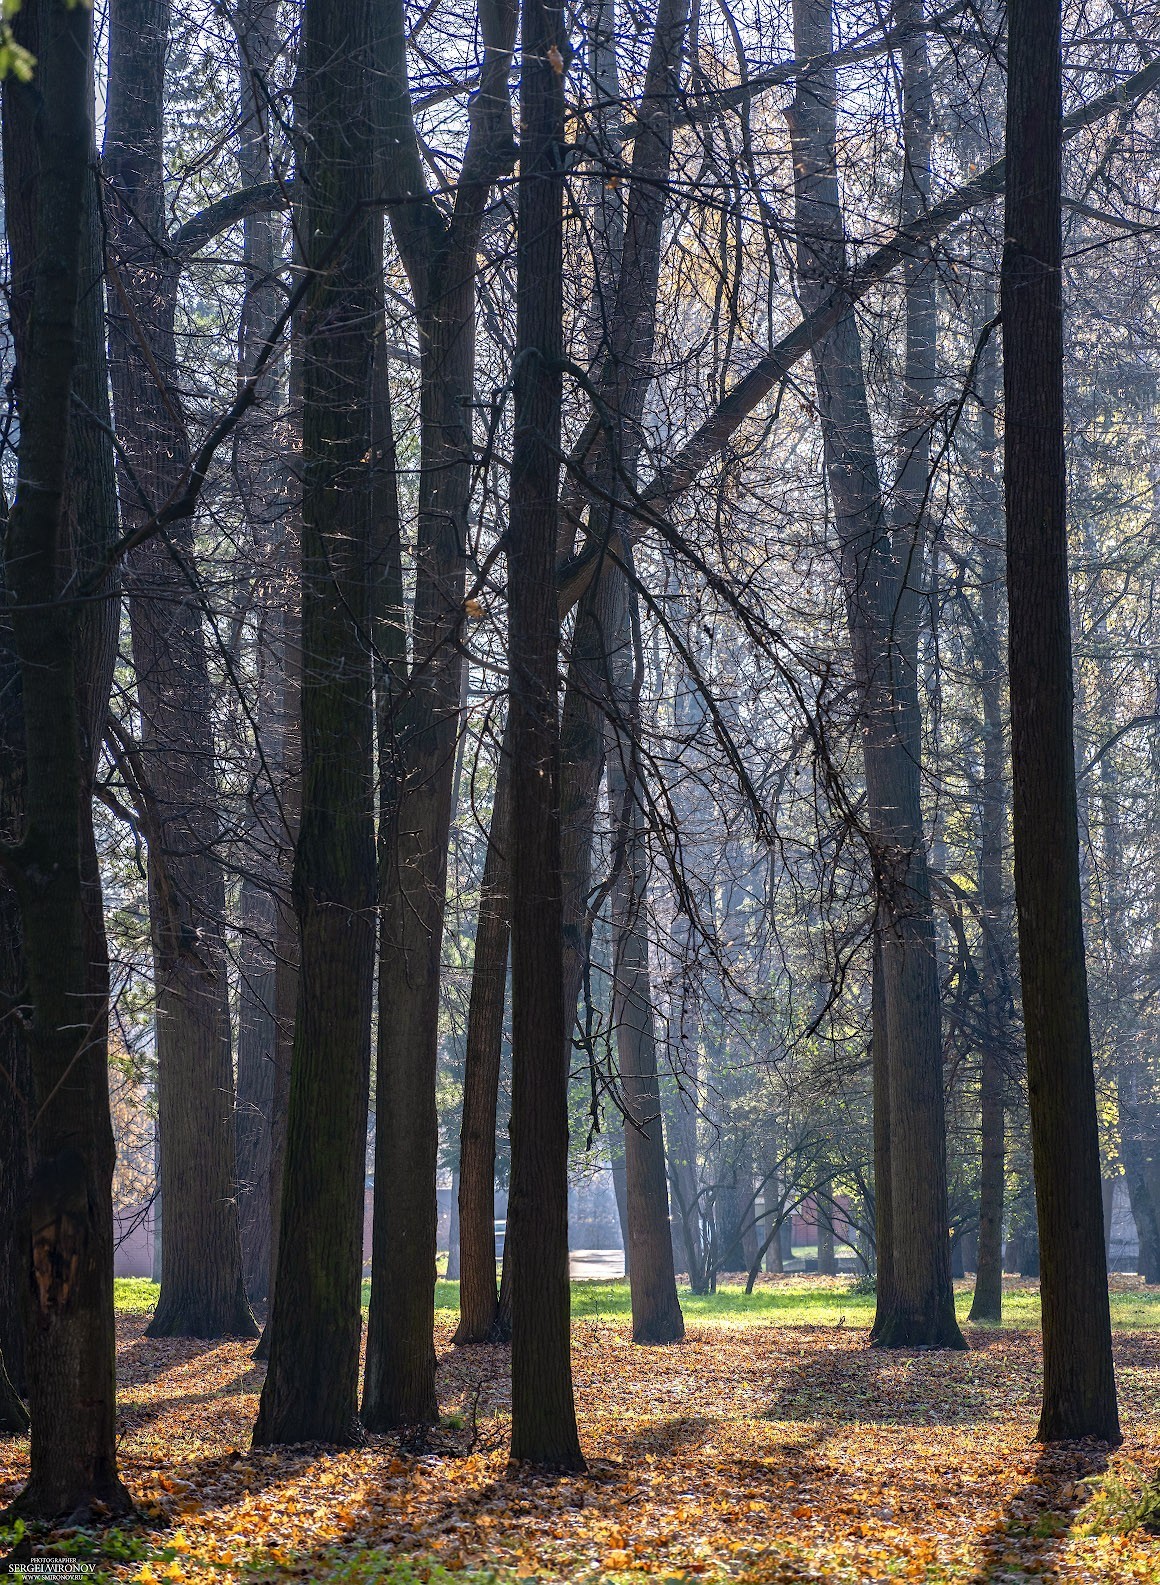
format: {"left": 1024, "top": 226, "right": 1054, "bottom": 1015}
{"left": 788, "top": 0, "right": 962, "bottom": 1350}
{"left": 104, "top": 0, "right": 254, "bottom": 1340}
{"left": 1003, "top": 0, "right": 1120, "bottom": 1443}
{"left": 252, "top": 0, "right": 379, "bottom": 1447}
{"left": 1, "top": 0, "right": 131, "bottom": 1521}
{"left": 506, "top": 0, "right": 585, "bottom": 1473}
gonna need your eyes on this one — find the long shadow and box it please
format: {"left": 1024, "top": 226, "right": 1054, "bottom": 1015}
{"left": 763, "top": 1344, "right": 998, "bottom": 1427}
{"left": 116, "top": 1331, "right": 256, "bottom": 1390}
{"left": 969, "top": 1441, "right": 1112, "bottom": 1582}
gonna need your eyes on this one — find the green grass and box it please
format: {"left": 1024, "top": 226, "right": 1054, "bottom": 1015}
{"left": 114, "top": 1274, "right": 1160, "bottom": 1331}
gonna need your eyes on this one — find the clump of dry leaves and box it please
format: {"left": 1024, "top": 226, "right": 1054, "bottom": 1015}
{"left": 1, "top": 1282, "right": 1158, "bottom": 1583}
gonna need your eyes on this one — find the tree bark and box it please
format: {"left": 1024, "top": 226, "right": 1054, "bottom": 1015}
{"left": 1003, "top": 0, "right": 1120, "bottom": 1442}
{"left": 0, "top": 0, "right": 131, "bottom": 1521}
{"left": 788, "top": 0, "right": 962, "bottom": 1350}
{"left": 506, "top": 0, "right": 585, "bottom": 1472}
{"left": 252, "top": 0, "right": 379, "bottom": 1447}
{"left": 104, "top": 0, "right": 255, "bottom": 1340}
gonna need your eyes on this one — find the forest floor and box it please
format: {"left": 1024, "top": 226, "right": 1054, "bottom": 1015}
{"left": 1, "top": 1277, "right": 1159, "bottom": 1584}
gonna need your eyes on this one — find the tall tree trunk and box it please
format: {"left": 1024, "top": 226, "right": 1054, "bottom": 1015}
{"left": 605, "top": 559, "right": 684, "bottom": 1342}
{"left": 252, "top": 0, "right": 379, "bottom": 1447}
{"left": 506, "top": 0, "right": 584, "bottom": 1473}
{"left": 232, "top": 0, "right": 286, "bottom": 1315}
{"left": 969, "top": 291, "right": 1007, "bottom": 1325}
{"left": 454, "top": 722, "right": 512, "bottom": 1343}
{"left": 104, "top": 0, "right": 254, "bottom": 1340}
{"left": 0, "top": 0, "right": 131, "bottom": 1520}
{"left": 787, "top": 0, "right": 962, "bottom": 1350}
{"left": 362, "top": 0, "right": 518, "bottom": 1431}
{"left": 1003, "top": 0, "right": 1119, "bottom": 1442}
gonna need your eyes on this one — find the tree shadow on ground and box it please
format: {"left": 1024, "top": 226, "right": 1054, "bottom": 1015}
{"left": 968, "top": 1441, "right": 1112, "bottom": 1581}
{"left": 116, "top": 1331, "right": 255, "bottom": 1389}
{"left": 762, "top": 1346, "right": 999, "bottom": 1426}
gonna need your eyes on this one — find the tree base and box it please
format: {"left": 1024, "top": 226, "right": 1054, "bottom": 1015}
{"left": 507, "top": 1450, "right": 587, "bottom": 1476}
{"left": 454, "top": 1309, "right": 512, "bottom": 1347}
{"left": 871, "top": 1309, "right": 967, "bottom": 1350}
{"left": 2, "top": 1472, "right": 134, "bottom": 1526}
{"left": 632, "top": 1312, "right": 686, "bottom": 1346}
{"left": 967, "top": 1300, "right": 1002, "bottom": 1324}
{"left": 146, "top": 1289, "right": 259, "bottom": 1342}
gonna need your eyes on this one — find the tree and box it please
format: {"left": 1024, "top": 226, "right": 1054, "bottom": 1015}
{"left": 0, "top": 0, "right": 131, "bottom": 1521}
{"left": 104, "top": 0, "right": 255, "bottom": 1341}
{"left": 1003, "top": 0, "right": 1120, "bottom": 1442}
{"left": 362, "top": 0, "right": 518, "bottom": 1430}
{"left": 506, "top": 0, "right": 585, "bottom": 1472}
{"left": 787, "top": 0, "right": 963, "bottom": 1349}
{"left": 252, "top": 0, "right": 379, "bottom": 1448}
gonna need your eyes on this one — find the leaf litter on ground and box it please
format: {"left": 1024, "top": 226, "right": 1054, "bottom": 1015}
{"left": 0, "top": 1277, "right": 1158, "bottom": 1584}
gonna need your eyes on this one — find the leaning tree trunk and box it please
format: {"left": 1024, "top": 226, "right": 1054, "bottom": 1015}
{"left": 104, "top": 0, "right": 254, "bottom": 1340}
{"left": 787, "top": 0, "right": 962, "bottom": 1350}
{"left": 969, "top": 294, "right": 1008, "bottom": 1325}
{"left": 0, "top": 0, "right": 131, "bottom": 1522}
{"left": 506, "top": 0, "right": 585, "bottom": 1473}
{"left": 251, "top": 0, "right": 379, "bottom": 1449}
{"left": 1003, "top": 0, "right": 1120, "bottom": 1442}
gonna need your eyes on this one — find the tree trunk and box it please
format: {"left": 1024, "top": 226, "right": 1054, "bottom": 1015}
{"left": 787, "top": 0, "right": 962, "bottom": 1350}
{"left": 1003, "top": 0, "right": 1120, "bottom": 1442}
{"left": 252, "top": 0, "right": 379, "bottom": 1447}
{"left": 104, "top": 0, "right": 254, "bottom": 1341}
{"left": 605, "top": 561, "right": 684, "bottom": 1342}
{"left": 870, "top": 930, "right": 896, "bottom": 1332}
{"left": 362, "top": 0, "right": 518, "bottom": 1432}
{"left": 969, "top": 293, "right": 1007, "bottom": 1326}
{"left": 817, "top": 1187, "right": 836, "bottom": 1276}
{"left": 453, "top": 720, "right": 512, "bottom": 1343}
{"left": 0, "top": 0, "right": 131, "bottom": 1520}
{"left": 505, "top": 0, "right": 584, "bottom": 1472}
{"left": 232, "top": 0, "right": 286, "bottom": 1316}
{"left": 446, "top": 1170, "right": 461, "bottom": 1282}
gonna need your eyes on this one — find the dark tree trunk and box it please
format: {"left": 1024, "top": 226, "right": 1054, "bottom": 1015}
{"left": 505, "top": 0, "right": 584, "bottom": 1473}
{"left": 252, "top": 0, "right": 379, "bottom": 1447}
{"left": 787, "top": 0, "right": 962, "bottom": 1350}
{"left": 969, "top": 295, "right": 1007, "bottom": 1326}
{"left": 362, "top": 0, "right": 518, "bottom": 1431}
{"left": 0, "top": 0, "right": 130, "bottom": 1521}
{"left": 104, "top": 0, "right": 255, "bottom": 1341}
{"left": 1003, "top": 0, "right": 1119, "bottom": 1443}
{"left": 454, "top": 721, "right": 512, "bottom": 1343}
